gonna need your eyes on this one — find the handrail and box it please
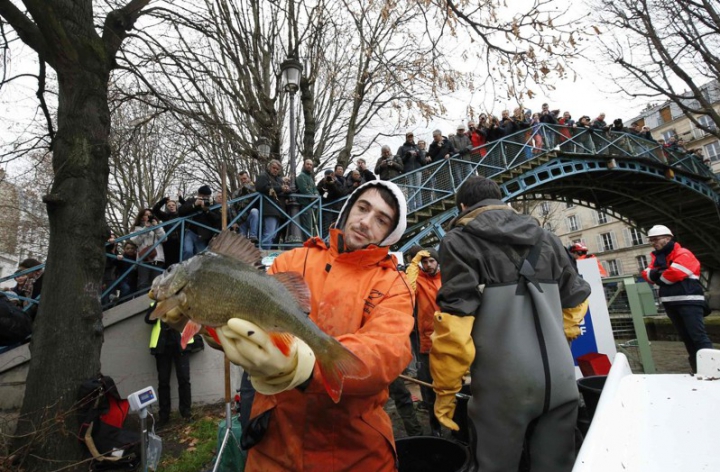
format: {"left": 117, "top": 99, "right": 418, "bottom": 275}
{"left": 2, "top": 123, "right": 717, "bottom": 313}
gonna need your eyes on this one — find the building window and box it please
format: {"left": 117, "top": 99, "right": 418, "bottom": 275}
{"left": 567, "top": 215, "right": 580, "bottom": 232}
{"left": 598, "top": 232, "right": 616, "bottom": 252}
{"left": 636, "top": 255, "right": 648, "bottom": 271}
{"left": 606, "top": 259, "right": 621, "bottom": 276}
{"left": 659, "top": 106, "right": 672, "bottom": 124}
{"left": 630, "top": 228, "right": 645, "bottom": 246}
{"left": 696, "top": 115, "right": 718, "bottom": 133}
{"left": 705, "top": 141, "right": 720, "bottom": 162}
{"left": 661, "top": 129, "right": 677, "bottom": 142}
{"left": 566, "top": 201, "right": 575, "bottom": 209}
{"left": 541, "top": 202, "right": 550, "bottom": 216}
{"left": 596, "top": 210, "right": 608, "bottom": 224}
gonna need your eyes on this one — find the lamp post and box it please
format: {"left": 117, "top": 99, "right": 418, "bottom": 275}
{"left": 280, "top": 57, "right": 302, "bottom": 186}
{"left": 281, "top": 57, "right": 303, "bottom": 243}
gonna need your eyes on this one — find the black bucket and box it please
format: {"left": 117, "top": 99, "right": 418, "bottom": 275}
{"left": 451, "top": 384, "right": 472, "bottom": 444}
{"left": 577, "top": 375, "right": 607, "bottom": 420}
{"left": 396, "top": 437, "right": 470, "bottom": 472}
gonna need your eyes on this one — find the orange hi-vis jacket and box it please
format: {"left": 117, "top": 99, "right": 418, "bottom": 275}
{"left": 415, "top": 270, "right": 441, "bottom": 354}
{"left": 245, "top": 229, "right": 414, "bottom": 472}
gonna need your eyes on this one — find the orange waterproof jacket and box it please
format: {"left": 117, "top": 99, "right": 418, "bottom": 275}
{"left": 245, "top": 229, "right": 415, "bottom": 472}
{"left": 415, "top": 270, "right": 441, "bottom": 353}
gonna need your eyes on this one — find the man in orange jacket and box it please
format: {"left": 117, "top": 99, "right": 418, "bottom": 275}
{"left": 405, "top": 247, "right": 442, "bottom": 435}
{"left": 217, "top": 181, "right": 414, "bottom": 471}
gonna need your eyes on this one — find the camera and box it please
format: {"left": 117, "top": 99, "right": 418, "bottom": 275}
{"left": 201, "top": 197, "right": 211, "bottom": 207}
{"left": 326, "top": 175, "right": 334, "bottom": 182}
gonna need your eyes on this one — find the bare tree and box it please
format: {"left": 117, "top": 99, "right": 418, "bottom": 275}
{"left": 591, "top": 0, "right": 720, "bottom": 138}
{"left": 0, "top": 0, "right": 152, "bottom": 468}
{"left": 106, "top": 101, "right": 198, "bottom": 234}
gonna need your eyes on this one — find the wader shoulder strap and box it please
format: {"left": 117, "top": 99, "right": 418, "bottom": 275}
{"left": 497, "top": 242, "right": 543, "bottom": 295}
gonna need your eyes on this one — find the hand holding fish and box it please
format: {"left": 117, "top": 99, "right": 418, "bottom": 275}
{"left": 216, "top": 318, "right": 316, "bottom": 395}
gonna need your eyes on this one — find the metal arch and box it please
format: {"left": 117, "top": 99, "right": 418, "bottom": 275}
{"left": 499, "top": 157, "right": 720, "bottom": 204}
{"left": 513, "top": 193, "right": 637, "bottom": 229}
{"left": 515, "top": 182, "right": 720, "bottom": 266}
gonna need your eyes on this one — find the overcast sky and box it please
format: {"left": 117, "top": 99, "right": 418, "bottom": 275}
{"left": 0, "top": 2, "right": 656, "bottom": 178}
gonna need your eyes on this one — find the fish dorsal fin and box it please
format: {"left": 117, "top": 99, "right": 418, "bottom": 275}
{"left": 208, "top": 230, "right": 263, "bottom": 268}
{"left": 271, "top": 272, "right": 311, "bottom": 313}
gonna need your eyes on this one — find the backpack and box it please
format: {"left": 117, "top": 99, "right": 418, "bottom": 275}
{"left": 77, "top": 375, "right": 141, "bottom": 471}
{"left": 0, "top": 292, "right": 32, "bottom": 347}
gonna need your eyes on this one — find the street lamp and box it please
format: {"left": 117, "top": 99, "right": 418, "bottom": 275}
{"left": 280, "top": 57, "right": 303, "bottom": 244}
{"left": 256, "top": 137, "right": 271, "bottom": 160}
{"left": 280, "top": 57, "right": 302, "bottom": 186}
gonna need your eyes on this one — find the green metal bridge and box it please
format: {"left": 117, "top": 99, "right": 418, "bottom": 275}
{"left": 3, "top": 123, "right": 720, "bottom": 313}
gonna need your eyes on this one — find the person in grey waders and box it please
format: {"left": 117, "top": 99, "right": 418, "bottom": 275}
{"left": 430, "top": 176, "right": 591, "bottom": 472}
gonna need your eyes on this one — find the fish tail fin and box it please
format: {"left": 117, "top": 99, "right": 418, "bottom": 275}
{"left": 268, "top": 332, "right": 295, "bottom": 356}
{"left": 316, "top": 342, "right": 370, "bottom": 404}
{"left": 180, "top": 320, "right": 202, "bottom": 349}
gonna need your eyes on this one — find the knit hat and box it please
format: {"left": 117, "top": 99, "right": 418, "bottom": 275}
{"left": 421, "top": 248, "right": 440, "bottom": 261}
{"left": 198, "top": 185, "right": 212, "bottom": 196}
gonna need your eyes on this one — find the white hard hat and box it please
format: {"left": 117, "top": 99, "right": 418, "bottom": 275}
{"left": 647, "top": 225, "right": 673, "bottom": 237}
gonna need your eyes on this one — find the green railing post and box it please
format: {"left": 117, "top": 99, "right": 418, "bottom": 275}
{"left": 623, "top": 277, "right": 656, "bottom": 373}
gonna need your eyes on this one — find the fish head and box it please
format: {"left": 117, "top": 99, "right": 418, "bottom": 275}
{"left": 149, "top": 262, "right": 189, "bottom": 302}
{"left": 147, "top": 262, "right": 192, "bottom": 324}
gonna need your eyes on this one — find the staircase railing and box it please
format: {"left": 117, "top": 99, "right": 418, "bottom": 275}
{"left": 1, "top": 123, "right": 716, "bottom": 313}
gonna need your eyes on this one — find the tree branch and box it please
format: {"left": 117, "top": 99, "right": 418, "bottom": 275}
{"left": 0, "top": 0, "right": 48, "bottom": 56}
{"left": 102, "top": 0, "right": 151, "bottom": 60}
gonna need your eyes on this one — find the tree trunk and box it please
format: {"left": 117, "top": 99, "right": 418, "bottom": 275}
{"left": 300, "top": 76, "right": 318, "bottom": 166}
{"left": 14, "top": 64, "right": 111, "bottom": 470}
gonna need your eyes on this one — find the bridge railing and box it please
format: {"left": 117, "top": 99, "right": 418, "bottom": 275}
{"left": 2, "top": 123, "right": 715, "bottom": 313}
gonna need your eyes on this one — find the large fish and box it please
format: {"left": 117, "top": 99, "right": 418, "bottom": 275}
{"left": 148, "top": 230, "right": 369, "bottom": 402}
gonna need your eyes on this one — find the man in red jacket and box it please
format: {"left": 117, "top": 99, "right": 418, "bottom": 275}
{"left": 642, "top": 225, "right": 712, "bottom": 372}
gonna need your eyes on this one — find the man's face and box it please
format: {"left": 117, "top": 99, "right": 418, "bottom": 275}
{"left": 269, "top": 163, "right": 281, "bottom": 176}
{"left": 406, "top": 133, "right": 414, "bottom": 143}
{"left": 335, "top": 166, "right": 344, "bottom": 177}
{"left": 563, "top": 112, "right": 570, "bottom": 120}
{"left": 357, "top": 159, "right": 366, "bottom": 170}
{"left": 599, "top": 113, "right": 606, "bottom": 120}
{"left": 351, "top": 170, "right": 361, "bottom": 181}
{"left": 381, "top": 148, "right": 392, "bottom": 157}
{"left": 343, "top": 188, "right": 396, "bottom": 251}
{"left": 124, "top": 245, "right": 137, "bottom": 256}
{"left": 303, "top": 160, "right": 314, "bottom": 172}
{"left": 649, "top": 235, "right": 672, "bottom": 251}
{"left": 421, "top": 257, "right": 439, "bottom": 275}
{"left": 542, "top": 104, "right": 549, "bottom": 112}
{"left": 433, "top": 133, "right": 442, "bottom": 143}
{"left": 418, "top": 141, "right": 426, "bottom": 150}
{"left": 166, "top": 200, "right": 177, "bottom": 212}
{"left": 502, "top": 110, "right": 509, "bottom": 119}
{"left": 239, "top": 173, "right": 251, "bottom": 185}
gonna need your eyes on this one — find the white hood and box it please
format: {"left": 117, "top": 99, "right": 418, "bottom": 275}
{"left": 335, "top": 180, "right": 407, "bottom": 247}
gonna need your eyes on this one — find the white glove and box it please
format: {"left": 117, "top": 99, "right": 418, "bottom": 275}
{"left": 217, "top": 318, "right": 316, "bottom": 395}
